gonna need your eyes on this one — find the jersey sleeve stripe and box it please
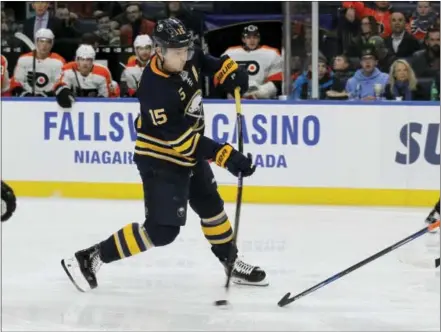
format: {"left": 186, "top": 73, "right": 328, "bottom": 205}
{"left": 173, "top": 133, "right": 196, "bottom": 153}
{"left": 167, "top": 127, "right": 194, "bottom": 146}
{"left": 180, "top": 132, "right": 200, "bottom": 157}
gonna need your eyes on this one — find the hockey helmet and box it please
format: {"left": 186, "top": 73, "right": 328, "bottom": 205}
{"left": 134, "top": 34, "right": 153, "bottom": 48}
{"left": 35, "top": 28, "right": 55, "bottom": 41}
{"left": 242, "top": 25, "right": 260, "bottom": 38}
{"left": 76, "top": 44, "right": 96, "bottom": 60}
{"left": 153, "top": 18, "right": 192, "bottom": 49}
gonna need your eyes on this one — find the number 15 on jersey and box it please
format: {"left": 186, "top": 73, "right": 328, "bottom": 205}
{"left": 149, "top": 108, "right": 168, "bottom": 126}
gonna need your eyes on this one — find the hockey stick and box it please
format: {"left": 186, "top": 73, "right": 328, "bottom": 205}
{"left": 225, "top": 87, "right": 244, "bottom": 290}
{"left": 278, "top": 219, "right": 440, "bottom": 307}
{"left": 14, "top": 32, "right": 36, "bottom": 95}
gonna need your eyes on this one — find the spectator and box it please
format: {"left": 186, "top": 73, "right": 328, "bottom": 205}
{"left": 326, "top": 54, "right": 354, "bottom": 99}
{"left": 410, "top": 1, "right": 439, "bottom": 41}
{"left": 385, "top": 12, "right": 420, "bottom": 58}
{"left": 92, "top": 12, "right": 121, "bottom": 46}
{"left": 10, "top": 28, "right": 65, "bottom": 97}
{"left": 383, "top": 59, "right": 427, "bottom": 100}
{"left": 1, "top": 9, "right": 21, "bottom": 47}
{"left": 430, "top": 71, "right": 440, "bottom": 101}
{"left": 411, "top": 27, "right": 440, "bottom": 77}
{"left": 345, "top": 45, "right": 389, "bottom": 100}
{"left": 3, "top": 8, "right": 20, "bottom": 33}
{"left": 92, "top": 3, "right": 123, "bottom": 20}
{"left": 342, "top": 1, "right": 393, "bottom": 38}
{"left": 120, "top": 3, "right": 155, "bottom": 46}
{"left": 290, "top": 55, "right": 334, "bottom": 100}
{"left": 337, "top": 7, "right": 360, "bottom": 54}
{"left": 369, "top": 35, "right": 396, "bottom": 73}
{"left": 346, "top": 16, "right": 378, "bottom": 58}
{"left": 155, "top": 2, "right": 205, "bottom": 43}
{"left": 55, "top": 4, "right": 81, "bottom": 36}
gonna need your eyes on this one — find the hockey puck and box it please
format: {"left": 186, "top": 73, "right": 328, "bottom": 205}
{"left": 214, "top": 300, "right": 228, "bottom": 306}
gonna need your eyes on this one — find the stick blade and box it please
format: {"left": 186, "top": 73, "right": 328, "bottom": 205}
{"left": 277, "top": 292, "right": 291, "bottom": 307}
{"left": 14, "top": 32, "right": 36, "bottom": 51}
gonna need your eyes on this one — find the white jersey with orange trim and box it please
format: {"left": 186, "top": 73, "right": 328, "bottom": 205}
{"left": 1, "top": 55, "right": 10, "bottom": 93}
{"left": 55, "top": 61, "right": 112, "bottom": 97}
{"left": 121, "top": 57, "right": 146, "bottom": 96}
{"left": 222, "top": 45, "right": 282, "bottom": 99}
{"left": 12, "top": 52, "right": 65, "bottom": 95}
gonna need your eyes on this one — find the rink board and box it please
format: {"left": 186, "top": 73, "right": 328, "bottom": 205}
{"left": 1, "top": 98, "right": 440, "bottom": 207}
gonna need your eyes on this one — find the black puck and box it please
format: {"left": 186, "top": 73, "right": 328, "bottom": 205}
{"left": 214, "top": 300, "right": 228, "bottom": 306}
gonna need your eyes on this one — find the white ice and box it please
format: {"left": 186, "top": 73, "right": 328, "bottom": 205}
{"left": 2, "top": 198, "right": 440, "bottom": 331}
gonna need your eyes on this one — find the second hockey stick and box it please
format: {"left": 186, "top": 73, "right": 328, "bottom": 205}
{"left": 278, "top": 219, "right": 440, "bottom": 307}
{"left": 225, "top": 87, "right": 244, "bottom": 290}
{"left": 14, "top": 32, "right": 36, "bottom": 95}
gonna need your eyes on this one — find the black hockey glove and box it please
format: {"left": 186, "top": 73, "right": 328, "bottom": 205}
{"left": 214, "top": 55, "right": 249, "bottom": 96}
{"left": 55, "top": 86, "right": 75, "bottom": 108}
{"left": 214, "top": 143, "right": 256, "bottom": 177}
{"left": 1, "top": 181, "right": 17, "bottom": 222}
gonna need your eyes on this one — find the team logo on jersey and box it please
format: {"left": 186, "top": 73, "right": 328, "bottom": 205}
{"left": 185, "top": 90, "right": 203, "bottom": 118}
{"left": 237, "top": 60, "right": 260, "bottom": 76}
{"left": 26, "top": 72, "right": 49, "bottom": 88}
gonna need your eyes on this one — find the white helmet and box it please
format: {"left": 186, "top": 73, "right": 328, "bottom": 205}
{"left": 134, "top": 34, "right": 153, "bottom": 48}
{"left": 35, "top": 28, "right": 54, "bottom": 41}
{"left": 76, "top": 44, "right": 96, "bottom": 60}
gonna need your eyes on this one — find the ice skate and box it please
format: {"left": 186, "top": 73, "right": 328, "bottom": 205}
{"left": 223, "top": 258, "right": 269, "bottom": 286}
{"left": 61, "top": 245, "right": 103, "bottom": 292}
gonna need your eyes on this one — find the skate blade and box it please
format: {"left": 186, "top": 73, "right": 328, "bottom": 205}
{"left": 232, "top": 277, "right": 269, "bottom": 287}
{"left": 61, "top": 258, "right": 90, "bottom": 293}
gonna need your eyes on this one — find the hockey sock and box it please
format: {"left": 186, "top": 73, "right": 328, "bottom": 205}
{"left": 201, "top": 210, "right": 234, "bottom": 246}
{"left": 99, "top": 223, "right": 154, "bottom": 263}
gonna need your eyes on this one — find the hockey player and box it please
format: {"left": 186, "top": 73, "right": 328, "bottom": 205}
{"left": 54, "top": 45, "right": 112, "bottom": 107}
{"left": 1, "top": 54, "right": 10, "bottom": 95}
{"left": 121, "top": 34, "right": 153, "bottom": 97}
{"left": 1, "top": 181, "right": 17, "bottom": 222}
{"left": 222, "top": 25, "right": 283, "bottom": 99}
{"left": 61, "top": 18, "right": 268, "bottom": 292}
{"left": 11, "top": 29, "right": 65, "bottom": 97}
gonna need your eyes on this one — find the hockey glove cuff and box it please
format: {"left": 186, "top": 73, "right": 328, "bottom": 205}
{"left": 214, "top": 143, "right": 256, "bottom": 177}
{"left": 55, "top": 86, "right": 75, "bottom": 108}
{"left": 214, "top": 55, "right": 238, "bottom": 86}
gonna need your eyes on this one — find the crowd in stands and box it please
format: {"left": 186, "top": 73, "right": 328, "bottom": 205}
{"left": 0, "top": 1, "right": 440, "bottom": 101}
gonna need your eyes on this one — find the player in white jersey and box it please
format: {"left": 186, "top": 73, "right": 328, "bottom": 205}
{"left": 222, "top": 25, "right": 283, "bottom": 99}
{"left": 11, "top": 28, "right": 65, "bottom": 97}
{"left": 120, "top": 34, "right": 153, "bottom": 97}
{"left": 55, "top": 44, "right": 112, "bottom": 108}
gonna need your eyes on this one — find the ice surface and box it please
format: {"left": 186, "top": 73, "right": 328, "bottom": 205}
{"left": 2, "top": 198, "right": 440, "bottom": 331}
